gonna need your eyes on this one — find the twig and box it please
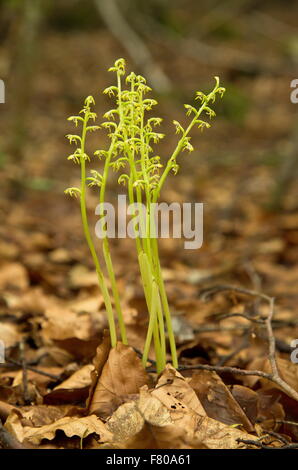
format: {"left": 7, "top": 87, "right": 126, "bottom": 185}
{"left": 149, "top": 362, "right": 279, "bottom": 381}
{"left": 237, "top": 437, "right": 298, "bottom": 449}
{"left": 1, "top": 359, "right": 61, "bottom": 381}
{"left": 213, "top": 312, "right": 265, "bottom": 324}
{"left": 199, "top": 284, "right": 271, "bottom": 303}
{"left": 266, "top": 430, "right": 290, "bottom": 446}
{"left": 277, "top": 420, "right": 298, "bottom": 427}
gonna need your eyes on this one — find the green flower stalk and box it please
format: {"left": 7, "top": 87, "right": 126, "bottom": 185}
{"left": 103, "top": 60, "right": 225, "bottom": 372}
{"left": 65, "top": 96, "right": 126, "bottom": 347}
{"left": 65, "top": 58, "right": 225, "bottom": 373}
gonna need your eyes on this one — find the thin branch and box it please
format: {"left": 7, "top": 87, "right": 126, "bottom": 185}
{"left": 213, "top": 312, "right": 265, "bottom": 324}
{"left": 198, "top": 284, "right": 298, "bottom": 402}
{"left": 0, "top": 420, "right": 27, "bottom": 449}
{"left": 237, "top": 437, "right": 298, "bottom": 450}
{"left": 199, "top": 284, "right": 271, "bottom": 303}
{"left": 1, "top": 359, "right": 61, "bottom": 381}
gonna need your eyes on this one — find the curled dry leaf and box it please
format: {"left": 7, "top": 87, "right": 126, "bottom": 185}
{"left": 152, "top": 365, "right": 206, "bottom": 418}
{"left": 0, "top": 367, "right": 61, "bottom": 406}
{"left": 107, "top": 390, "right": 188, "bottom": 449}
{"left": 107, "top": 401, "right": 144, "bottom": 442}
{"left": 88, "top": 341, "right": 149, "bottom": 419}
{"left": 189, "top": 370, "right": 254, "bottom": 432}
{"left": 0, "top": 323, "right": 22, "bottom": 348}
{"left": 4, "top": 287, "right": 52, "bottom": 313}
{"left": 124, "top": 422, "right": 195, "bottom": 449}
{"left": 193, "top": 414, "right": 258, "bottom": 449}
{"left": 42, "top": 307, "right": 98, "bottom": 342}
{"left": 245, "top": 357, "right": 298, "bottom": 395}
{"left": 0, "top": 263, "right": 29, "bottom": 291}
{"left": 5, "top": 409, "right": 112, "bottom": 445}
{"left": 44, "top": 364, "right": 94, "bottom": 405}
{"left": 256, "top": 389, "right": 285, "bottom": 430}
{"left": 230, "top": 385, "right": 259, "bottom": 425}
{"left": 105, "top": 385, "right": 258, "bottom": 449}
{"left": 41, "top": 306, "right": 104, "bottom": 360}
{"left": 52, "top": 338, "right": 100, "bottom": 361}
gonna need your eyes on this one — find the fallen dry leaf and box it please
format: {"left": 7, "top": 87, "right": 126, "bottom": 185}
{"left": 0, "top": 263, "right": 29, "bottom": 291}
{"left": 105, "top": 385, "right": 258, "bottom": 449}
{"left": 193, "top": 414, "right": 257, "bottom": 449}
{"left": 88, "top": 341, "right": 149, "bottom": 418}
{"left": 246, "top": 356, "right": 298, "bottom": 394}
{"left": 44, "top": 364, "right": 93, "bottom": 405}
{"left": 107, "top": 391, "right": 191, "bottom": 449}
{"left": 5, "top": 410, "right": 112, "bottom": 445}
{"left": 189, "top": 370, "right": 254, "bottom": 432}
{"left": 152, "top": 365, "right": 206, "bottom": 418}
{"left": 69, "top": 265, "right": 98, "bottom": 289}
{"left": 230, "top": 385, "right": 259, "bottom": 425}
{"left": 0, "top": 323, "right": 22, "bottom": 348}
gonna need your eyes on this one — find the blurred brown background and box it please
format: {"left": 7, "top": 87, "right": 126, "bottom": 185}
{"left": 0, "top": 0, "right": 298, "bottom": 303}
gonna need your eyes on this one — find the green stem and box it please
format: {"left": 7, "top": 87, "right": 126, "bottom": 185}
{"left": 97, "top": 70, "right": 128, "bottom": 345}
{"left": 142, "top": 280, "right": 158, "bottom": 369}
{"left": 80, "top": 114, "right": 117, "bottom": 347}
{"left": 151, "top": 237, "right": 178, "bottom": 368}
{"left": 102, "top": 239, "right": 127, "bottom": 344}
{"left": 153, "top": 101, "right": 208, "bottom": 202}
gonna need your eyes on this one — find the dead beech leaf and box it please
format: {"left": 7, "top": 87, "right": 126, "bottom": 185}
{"left": 256, "top": 389, "right": 285, "bottom": 430}
{"left": 123, "top": 421, "right": 194, "bottom": 449}
{"left": 5, "top": 411, "right": 112, "bottom": 445}
{"left": 231, "top": 385, "right": 259, "bottom": 425}
{"left": 42, "top": 307, "right": 98, "bottom": 341}
{"left": 108, "top": 388, "right": 257, "bottom": 449}
{"left": 152, "top": 365, "right": 206, "bottom": 419}
{"left": 69, "top": 296, "right": 105, "bottom": 315}
{"left": 8, "top": 405, "right": 72, "bottom": 428}
{"left": 107, "top": 401, "right": 144, "bottom": 442}
{"left": 0, "top": 400, "right": 15, "bottom": 421}
{"left": 138, "top": 388, "right": 172, "bottom": 426}
{"left": 246, "top": 357, "right": 298, "bottom": 394}
{"left": 4, "top": 287, "right": 53, "bottom": 313}
{"left": 53, "top": 337, "right": 100, "bottom": 361}
{"left": 69, "top": 265, "right": 98, "bottom": 288}
{"left": 86, "top": 331, "right": 111, "bottom": 411}
{"left": 193, "top": 414, "right": 258, "bottom": 449}
{"left": 107, "top": 391, "right": 187, "bottom": 449}
{"left": 189, "top": 370, "right": 254, "bottom": 432}
{"left": 44, "top": 364, "right": 94, "bottom": 405}
{"left": 88, "top": 342, "right": 149, "bottom": 418}
{"left": 0, "top": 323, "right": 22, "bottom": 348}
{"left": 0, "top": 263, "right": 29, "bottom": 291}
